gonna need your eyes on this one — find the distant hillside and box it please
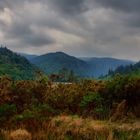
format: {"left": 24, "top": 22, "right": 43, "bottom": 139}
{"left": 31, "top": 52, "right": 90, "bottom": 77}
{"left": 19, "top": 53, "right": 38, "bottom": 61}
{"left": 79, "top": 57, "right": 134, "bottom": 77}
{"left": 108, "top": 61, "right": 140, "bottom": 77}
{"left": 0, "top": 47, "right": 38, "bottom": 80}
{"left": 31, "top": 52, "right": 134, "bottom": 78}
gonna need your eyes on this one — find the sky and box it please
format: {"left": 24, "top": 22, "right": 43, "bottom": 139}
{"left": 0, "top": 0, "right": 140, "bottom": 60}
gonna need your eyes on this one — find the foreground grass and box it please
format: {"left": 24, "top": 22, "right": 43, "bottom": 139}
{"left": 1, "top": 116, "right": 140, "bottom": 140}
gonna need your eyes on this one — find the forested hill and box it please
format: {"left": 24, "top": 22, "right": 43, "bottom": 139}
{"left": 108, "top": 61, "right": 140, "bottom": 77}
{"left": 31, "top": 52, "right": 134, "bottom": 78}
{"left": 31, "top": 52, "right": 90, "bottom": 77}
{"left": 1, "top": 47, "right": 134, "bottom": 79}
{"left": 0, "top": 47, "right": 38, "bottom": 80}
{"left": 80, "top": 57, "right": 134, "bottom": 77}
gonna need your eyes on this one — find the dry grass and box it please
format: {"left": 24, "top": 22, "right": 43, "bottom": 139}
{"left": 8, "top": 129, "right": 32, "bottom": 140}
{"left": 46, "top": 116, "right": 140, "bottom": 140}
{"left": 1, "top": 117, "right": 140, "bottom": 140}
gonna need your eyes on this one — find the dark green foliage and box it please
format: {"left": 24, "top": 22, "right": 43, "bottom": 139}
{"left": 16, "top": 109, "right": 34, "bottom": 121}
{"left": 103, "top": 75, "right": 140, "bottom": 117}
{"left": 15, "top": 103, "right": 57, "bottom": 122}
{"left": 108, "top": 61, "right": 140, "bottom": 77}
{"left": 80, "top": 92, "right": 103, "bottom": 108}
{"left": 80, "top": 92, "right": 106, "bottom": 118}
{"left": 58, "top": 68, "right": 78, "bottom": 82}
{"left": 32, "top": 104, "right": 56, "bottom": 114}
{"left": 0, "top": 104, "right": 17, "bottom": 123}
{"left": 0, "top": 47, "right": 39, "bottom": 80}
{"left": 113, "top": 129, "right": 140, "bottom": 140}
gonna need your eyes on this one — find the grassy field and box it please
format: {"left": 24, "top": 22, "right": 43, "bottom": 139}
{"left": 1, "top": 116, "right": 140, "bottom": 140}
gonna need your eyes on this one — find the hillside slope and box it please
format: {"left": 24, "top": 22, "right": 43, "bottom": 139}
{"left": 31, "top": 52, "right": 90, "bottom": 77}
{"left": 0, "top": 47, "right": 38, "bottom": 80}
{"left": 80, "top": 57, "right": 134, "bottom": 77}
{"left": 19, "top": 53, "right": 38, "bottom": 61}
{"left": 31, "top": 52, "right": 134, "bottom": 78}
{"left": 108, "top": 61, "right": 140, "bottom": 77}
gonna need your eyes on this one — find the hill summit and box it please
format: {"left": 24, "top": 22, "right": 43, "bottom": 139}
{"left": 31, "top": 51, "right": 90, "bottom": 77}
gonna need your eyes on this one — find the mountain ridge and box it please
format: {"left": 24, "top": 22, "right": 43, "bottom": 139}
{"left": 31, "top": 51, "right": 90, "bottom": 77}
{"left": 30, "top": 51, "right": 134, "bottom": 78}
{"left": 0, "top": 48, "right": 136, "bottom": 78}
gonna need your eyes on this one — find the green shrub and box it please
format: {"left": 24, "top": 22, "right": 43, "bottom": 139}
{"left": 0, "top": 104, "right": 17, "bottom": 122}
{"left": 105, "top": 75, "right": 140, "bottom": 116}
{"left": 15, "top": 110, "right": 34, "bottom": 121}
{"left": 80, "top": 92, "right": 103, "bottom": 108}
{"left": 80, "top": 92, "right": 105, "bottom": 118}
{"left": 32, "top": 104, "right": 58, "bottom": 116}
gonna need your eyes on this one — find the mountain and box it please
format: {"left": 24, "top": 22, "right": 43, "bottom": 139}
{"left": 0, "top": 47, "right": 135, "bottom": 79}
{"left": 80, "top": 57, "right": 135, "bottom": 77}
{"left": 108, "top": 61, "right": 140, "bottom": 77}
{"left": 18, "top": 53, "right": 38, "bottom": 61}
{"left": 0, "top": 47, "right": 39, "bottom": 80}
{"left": 31, "top": 52, "right": 134, "bottom": 78}
{"left": 31, "top": 52, "right": 90, "bottom": 77}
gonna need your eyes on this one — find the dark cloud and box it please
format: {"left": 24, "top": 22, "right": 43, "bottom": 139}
{"left": 24, "top": 33, "right": 55, "bottom": 47}
{"left": 0, "top": 0, "right": 6, "bottom": 11}
{"left": 2, "top": 15, "right": 55, "bottom": 47}
{"left": 47, "top": 0, "right": 88, "bottom": 15}
{"left": 92, "top": 0, "right": 140, "bottom": 28}
{"left": 94, "top": 0, "right": 140, "bottom": 13}
{"left": 0, "top": 0, "right": 140, "bottom": 60}
{"left": 120, "top": 13, "right": 140, "bottom": 28}
{"left": 6, "top": 22, "right": 31, "bottom": 38}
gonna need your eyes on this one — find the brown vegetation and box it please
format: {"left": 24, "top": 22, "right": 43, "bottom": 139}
{"left": 1, "top": 116, "right": 140, "bottom": 140}
{"left": 110, "top": 100, "right": 127, "bottom": 122}
{"left": 8, "top": 129, "right": 32, "bottom": 140}
{"left": 0, "top": 75, "right": 140, "bottom": 139}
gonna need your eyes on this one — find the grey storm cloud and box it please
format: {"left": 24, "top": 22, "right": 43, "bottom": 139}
{"left": 25, "top": 34, "right": 55, "bottom": 47}
{"left": 0, "top": 0, "right": 8, "bottom": 11}
{"left": 0, "top": 0, "right": 140, "bottom": 60}
{"left": 46, "top": 0, "right": 88, "bottom": 15}
{"left": 93, "top": 0, "right": 140, "bottom": 27}
{"left": 8, "top": 21, "right": 55, "bottom": 46}
{"left": 94, "top": 0, "right": 140, "bottom": 13}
